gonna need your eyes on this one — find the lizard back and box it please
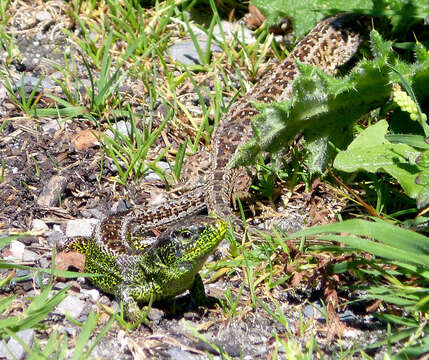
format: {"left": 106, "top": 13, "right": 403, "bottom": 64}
{"left": 207, "top": 14, "right": 364, "bottom": 231}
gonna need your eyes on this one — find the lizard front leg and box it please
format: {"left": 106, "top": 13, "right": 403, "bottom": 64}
{"left": 114, "top": 281, "right": 155, "bottom": 322}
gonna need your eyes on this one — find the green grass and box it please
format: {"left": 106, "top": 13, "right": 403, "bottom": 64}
{"left": 0, "top": 235, "right": 116, "bottom": 359}
{"left": 1, "top": 0, "right": 429, "bottom": 357}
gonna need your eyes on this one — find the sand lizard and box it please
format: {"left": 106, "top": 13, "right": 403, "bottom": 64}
{"left": 62, "top": 14, "right": 366, "bottom": 321}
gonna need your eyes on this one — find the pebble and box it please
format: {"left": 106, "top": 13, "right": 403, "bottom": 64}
{"left": 19, "top": 75, "right": 54, "bottom": 91}
{"left": 22, "top": 249, "right": 38, "bottom": 262}
{"left": 302, "top": 302, "right": 325, "bottom": 320}
{"left": 0, "top": 82, "right": 7, "bottom": 102}
{"left": 47, "top": 230, "right": 65, "bottom": 246}
{"left": 104, "top": 120, "right": 132, "bottom": 139}
{"left": 110, "top": 300, "right": 121, "bottom": 314}
{"left": 147, "top": 308, "right": 165, "bottom": 322}
{"left": 142, "top": 170, "right": 162, "bottom": 182}
{"left": 80, "top": 208, "right": 104, "bottom": 220}
{"left": 37, "top": 175, "right": 68, "bottom": 207}
{"left": 0, "top": 329, "right": 34, "bottom": 360}
{"left": 111, "top": 199, "right": 130, "bottom": 213}
{"left": 66, "top": 218, "right": 99, "bottom": 238}
{"left": 339, "top": 309, "right": 359, "bottom": 321}
{"left": 35, "top": 10, "right": 52, "bottom": 22}
{"left": 168, "top": 347, "right": 199, "bottom": 360}
{"left": 53, "top": 282, "right": 69, "bottom": 290}
{"left": 40, "top": 119, "right": 60, "bottom": 134}
{"left": 168, "top": 39, "right": 222, "bottom": 65}
{"left": 57, "top": 294, "right": 85, "bottom": 318}
{"left": 142, "top": 161, "right": 170, "bottom": 182}
{"left": 31, "top": 219, "right": 49, "bottom": 231}
{"left": 63, "top": 327, "right": 78, "bottom": 338}
{"left": 84, "top": 289, "right": 100, "bottom": 302}
{"left": 5, "top": 240, "right": 25, "bottom": 262}
{"left": 15, "top": 268, "right": 32, "bottom": 278}
{"left": 17, "top": 235, "right": 38, "bottom": 245}
{"left": 213, "top": 20, "right": 256, "bottom": 44}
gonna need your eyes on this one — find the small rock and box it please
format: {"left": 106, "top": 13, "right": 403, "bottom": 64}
{"left": 142, "top": 162, "right": 170, "bottom": 182}
{"left": 47, "top": 230, "right": 65, "bottom": 246}
{"left": 80, "top": 208, "right": 104, "bottom": 220}
{"left": 38, "top": 257, "right": 50, "bottom": 269}
{"left": 62, "top": 327, "right": 78, "bottom": 338}
{"left": 343, "top": 328, "right": 360, "bottom": 339}
{"left": 0, "top": 81, "right": 7, "bottom": 102}
{"left": 11, "top": 76, "right": 54, "bottom": 92}
{"left": 213, "top": 20, "right": 256, "bottom": 44}
{"left": 40, "top": 119, "right": 60, "bottom": 134}
{"left": 0, "top": 329, "right": 34, "bottom": 360}
{"left": 117, "top": 330, "right": 128, "bottom": 347}
{"left": 104, "top": 120, "right": 132, "bottom": 139}
{"left": 22, "top": 249, "right": 38, "bottom": 262}
{"left": 57, "top": 294, "right": 85, "bottom": 318}
{"left": 167, "top": 347, "right": 198, "bottom": 360}
{"left": 84, "top": 289, "right": 100, "bottom": 302}
{"left": 183, "top": 312, "right": 198, "bottom": 320}
{"left": 35, "top": 10, "right": 52, "bottom": 22}
{"left": 15, "top": 268, "right": 32, "bottom": 278}
{"left": 66, "top": 218, "right": 99, "bottom": 238}
{"left": 147, "top": 307, "right": 165, "bottom": 322}
{"left": 22, "top": 281, "right": 35, "bottom": 292}
{"left": 17, "top": 235, "right": 38, "bottom": 245}
{"left": 142, "top": 169, "right": 162, "bottom": 182}
{"left": 55, "top": 250, "right": 86, "bottom": 273}
{"left": 168, "top": 39, "right": 222, "bottom": 65}
{"left": 303, "top": 302, "right": 325, "bottom": 320}
{"left": 156, "top": 161, "right": 170, "bottom": 171}
{"left": 53, "top": 282, "right": 69, "bottom": 290}
{"left": 339, "top": 310, "right": 359, "bottom": 321}
{"left": 37, "top": 175, "right": 68, "bottom": 207}
{"left": 88, "top": 31, "right": 97, "bottom": 42}
{"left": 111, "top": 199, "right": 130, "bottom": 213}
{"left": 31, "top": 219, "right": 49, "bottom": 231}
{"left": 110, "top": 300, "right": 121, "bottom": 314}
{"left": 5, "top": 240, "right": 25, "bottom": 262}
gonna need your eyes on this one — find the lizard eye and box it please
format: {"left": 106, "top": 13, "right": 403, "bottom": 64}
{"left": 181, "top": 230, "right": 192, "bottom": 239}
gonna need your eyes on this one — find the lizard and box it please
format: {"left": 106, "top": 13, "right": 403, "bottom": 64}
{"left": 61, "top": 13, "right": 365, "bottom": 321}
{"left": 64, "top": 216, "right": 226, "bottom": 321}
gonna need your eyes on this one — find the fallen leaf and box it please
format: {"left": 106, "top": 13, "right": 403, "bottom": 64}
{"left": 71, "top": 129, "right": 102, "bottom": 151}
{"left": 55, "top": 250, "right": 86, "bottom": 281}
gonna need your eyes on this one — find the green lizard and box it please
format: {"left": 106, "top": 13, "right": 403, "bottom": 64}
{"left": 65, "top": 216, "right": 226, "bottom": 321}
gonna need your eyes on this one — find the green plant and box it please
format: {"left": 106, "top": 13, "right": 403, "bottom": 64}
{"left": 0, "top": 69, "right": 43, "bottom": 115}
{"left": 217, "top": 282, "right": 245, "bottom": 319}
{"left": 285, "top": 219, "right": 429, "bottom": 354}
{"left": 234, "top": 30, "right": 429, "bottom": 208}
{"left": 99, "top": 105, "right": 171, "bottom": 184}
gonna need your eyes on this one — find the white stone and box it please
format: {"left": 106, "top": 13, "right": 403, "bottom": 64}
{"left": 31, "top": 219, "right": 49, "bottom": 231}
{"left": 66, "top": 218, "right": 99, "bottom": 238}
{"left": 35, "top": 10, "right": 52, "bottom": 22}
{"left": 7, "top": 240, "right": 25, "bottom": 261}
{"left": 0, "top": 329, "right": 34, "bottom": 360}
{"left": 57, "top": 295, "right": 85, "bottom": 318}
{"left": 85, "top": 289, "right": 100, "bottom": 302}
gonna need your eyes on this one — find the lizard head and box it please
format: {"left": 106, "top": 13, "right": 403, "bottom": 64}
{"left": 152, "top": 216, "right": 227, "bottom": 272}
